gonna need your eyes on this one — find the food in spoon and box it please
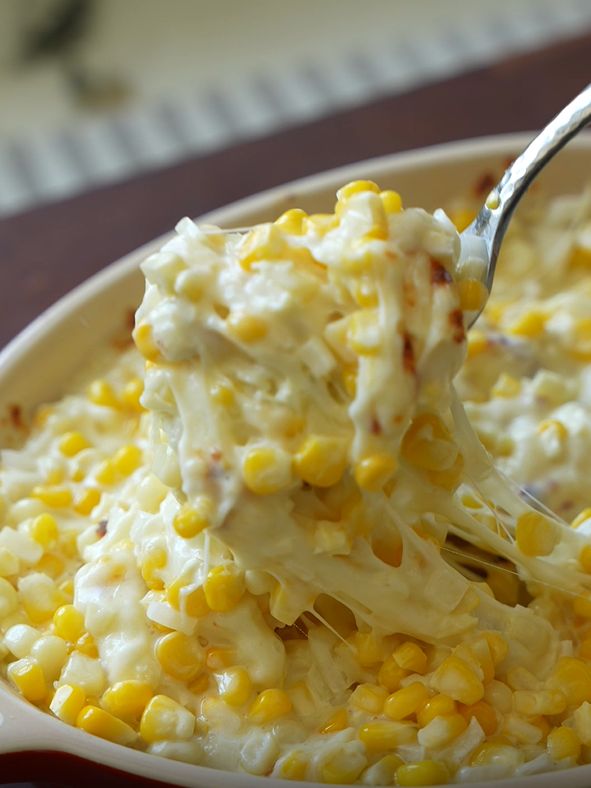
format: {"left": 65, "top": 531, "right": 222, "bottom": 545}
{"left": 2, "top": 180, "right": 591, "bottom": 784}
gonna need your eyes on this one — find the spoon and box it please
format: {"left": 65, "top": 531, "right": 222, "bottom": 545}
{"left": 461, "top": 82, "right": 591, "bottom": 326}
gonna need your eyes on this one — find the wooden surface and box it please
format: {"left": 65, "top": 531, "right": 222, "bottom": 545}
{"left": 1, "top": 28, "right": 591, "bottom": 788}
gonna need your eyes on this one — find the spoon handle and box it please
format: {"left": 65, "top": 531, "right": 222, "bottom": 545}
{"left": 472, "top": 83, "right": 591, "bottom": 290}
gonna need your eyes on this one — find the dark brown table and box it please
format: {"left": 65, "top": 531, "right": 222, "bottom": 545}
{"left": 1, "top": 28, "right": 591, "bottom": 788}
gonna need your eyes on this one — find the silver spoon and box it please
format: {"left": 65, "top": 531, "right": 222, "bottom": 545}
{"left": 461, "top": 82, "right": 591, "bottom": 326}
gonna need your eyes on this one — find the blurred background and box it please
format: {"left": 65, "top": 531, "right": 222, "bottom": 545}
{"left": 1, "top": 0, "right": 591, "bottom": 217}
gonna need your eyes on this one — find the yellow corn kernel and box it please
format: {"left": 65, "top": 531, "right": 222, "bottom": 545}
{"left": 277, "top": 751, "right": 308, "bottom": 780}
{"left": 350, "top": 683, "right": 388, "bottom": 714}
{"left": 483, "top": 631, "right": 509, "bottom": 665}
{"left": 580, "top": 546, "right": 591, "bottom": 575}
{"left": 155, "top": 631, "right": 204, "bottom": 683}
{"left": 31, "top": 486, "right": 72, "bottom": 509}
{"left": 59, "top": 432, "right": 90, "bottom": 457}
{"left": 537, "top": 418, "right": 568, "bottom": 441}
{"left": 491, "top": 372, "right": 521, "bottom": 398}
{"left": 467, "top": 329, "right": 488, "bottom": 358}
{"left": 417, "top": 694, "right": 457, "bottom": 727}
{"left": 320, "top": 751, "right": 367, "bottom": 785}
{"left": 206, "top": 647, "right": 235, "bottom": 670}
{"left": 351, "top": 280, "right": 379, "bottom": 308}
{"left": 547, "top": 726, "right": 581, "bottom": 762}
{"left": 218, "top": 666, "right": 252, "bottom": 707}
{"left": 242, "top": 446, "right": 292, "bottom": 495}
{"left": 294, "top": 435, "right": 348, "bottom": 488}
{"left": 77, "top": 705, "right": 136, "bottom": 744}
{"left": 513, "top": 689, "right": 566, "bottom": 716}
{"left": 121, "top": 377, "right": 144, "bottom": 411}
{"left": 140, "top": 694, "right": 195, "bottom": 743}
{"left": 226, "top": 313, "right": 268, "bottom": 342}
{"left": 347, "top": 310, "right": 381, "bottom": 355}
{"left": 507, "top": 310, "right": 546, "bottom": 338}
{"left": 94, "top": 460, "right": 117, "bottom": 486}
{"left": 353, "top": 631, "right": 383, "bottom": 667}
{"left": 354, "top": 453, "right": 397, "bottom": 491}
{"left": 337, "top": 181, "right": 380, "bottom": 202}
{"left": 101, "top": 680, "right": 153, "bottom": 723}
{"left": 239, "top": 224, "right": 287, "bottom": 270}
{"left": 470, "top": 741, "right": 519, "bottom": 766}
{"left": 572, "top": 508, "right": 591, "bottom": 529}
{"left": 459, "top": 700, "right": 498, "bottom": 736}
{"left": 49, "top": 683, "right": 86, "bottom": 725}
{"left": 210, "top": 381, "right": 235, "bottom": 407}
{"left": 140, "top": 546, "right": 167, "bottom": 591}
{"left": 372, "top": 535, "right": 403, "bottom": 567}
{"left": 433, "top": 655, "right": 484, "bottom": 705}
{"left": 548, "top": 657, "right": 591, "bottom": 707}
{"left": 34, "top": 553, "right": 65, "bottom": 579}
{"left": 53, "top": 604, "right": 85, "bottom": 642}
{"left": 73, "top": 488, "right": 101, "bottom": 516}
{"left": 396, "top": 760, "right": 449, "bottom": 786}
{"left": 384, "top": 682, "right": 430, "bottom": 721}
{"left": 516, "top": 511, "right": 558, "bottom": 557}
{"left": 189, "top": 672, "right": 209, "bottom": 695}
{"left": 19, "top": 575, "right": 63, "bottom": 623}
{"left": 393, "top": 642, "right": 428, "bottom": 675}
{"left": 249, "top": 688, "right": 292, "bottom": 724}
{"left": 378, "top": 656, "right": 407, "bottom": 692}
{"left": 112, "top": 445, "right": 142, "bottom": 476}
{"left": 275, "top": 208, "right": 307, "bottom": 235}
{"left": 76, "top": 632, "right": 98, "bottom": 658}
{"left": 342, "top": 365, "right": 357, "bottom": 398}
{"left": 380, "top": 190, "right": 403, "bottom": 214}
{"left": 418, "top": 712, "right": 468, "bottom": 748}
{"left": 458, "top": 278, "right": 488, "bottom": 313}
{"left": 575, "top": 593, "right": 591, "bottom": 619}
{"left": 7, "top": 657, "right": 47, "bottom": 702}
{"left": 30, "top": 513, "right": 58, "bottom": 548}
{"left": 450, "top": 208, "right": 476, "bottom": 232}
{"left": 320, "top": 708, "right": 348, "bottom": 734}
{"left": 173, "top": 497, "right": 213, "bottom": 538}
{"left": 87, "top": 380, "right": 119, "bottom": 408}
{"left": 182, "top": 585, "right": 209, "bottom": 618}
{"left": 45, "top": 466, "right": 65, "bottom": 485}
{"left": 359, "top": 721, "right": 416, "bottom": 752}
{"left": 132, "top": 322, "right": 160, "bottom": 361}
{"left": 203, "top": 565, "right": 244, "bottom": 612}
{"left": 401, "top": 413, "right": 458, "bottom": 472}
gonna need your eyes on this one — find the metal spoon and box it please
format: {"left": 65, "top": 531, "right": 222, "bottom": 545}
{"left": 461, "top": 83, "right": 591, "bottom": 326}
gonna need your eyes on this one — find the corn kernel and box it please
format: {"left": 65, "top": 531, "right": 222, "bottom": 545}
{"left": 507, "top": 310, "right": 546, "bottom": 338}
{"left": 53, "top": 604, "right": 85, "bottom": 642}
{"left": 401, "top": 413, "right": 458, "bottom": 472}
{"left": 30, "top": 513, "right": 58, "bottom": 548}
{"left": 433, "top": 655, "right": 484, "bottom": 705}
{"left": 218, "top": 666, "right": 252, "bottom": 707}
{"left": 571, "top": 317, "right": 591, "bottom": 361}
{"left": 516, "top": 511, "right": 558, "bottom": 557}
{"left": 378, "top": 656, "right": 407, "bottom": 691}
{"left": 73, "top": 488, "right": 101, "bottom": 516}
{"left": 140, "top": 695, "right": 195, "bottom": 742}
{"left": 459, "top": 700, "right": 498, "bottom": 736}
{"left": 155, "top": 631, "right": 204, "bottom": 682}
{"left": 182, "top": 585, "right": 209, "bottom": 618}
{"left": 347, "top": 310, "right": 381, "bottom": 355}
{"left": 320, "top": 750, "right": 367, "bottom": 785}
{"left": 458, "top": 278, "right": 488, "bottom": 312}
{"left": 350, "top": 683, "right": 388, "bottom": 714}
{"left": 320, "top": 708, "right": 348, "bottom": 734}
{"left": 94, "top": 459, "right": 117, "bottom": 486}
{"left": 359, "top": 720, "right": 416, "bottom": 752}
{"left": 354, "top": 453, "right": 397, "bottom": 491}
{"left": 210, "top": 382, "right": 235, "bottom": 407}
{"left": 49, "top": 683, "right": 86, "bottom": 725}
{"left": 396, "top": 760, "right": 448, "bottom": 786}
{"left": 467, "top": 329, "right": 488, "bottom": 358}
{"left": 76, "top": 632, "right": 99, "bottom": 658}
{"left": 206, "top": 647, "right": 235, "bottom": 670}
{"left": 112, "top": 445, "right": 142, "bottom": 476}
{"left": 0, "top": 547, "right": 19, "bottom": 577}
{"left": 32, "top": 635, "right": 68, "bottom": 680}
{"left": 353, "top": 631, "right": 383, "bottom": 667}
{"left": 31, "top": 486, "right": 72, "bottom": 509}
{"left": 132, "top": 323, "right": 160, "bottom": 361}
{"left": 547, "top": 726, "right": 581, "bottom": 761}
{"left": 87, "top": 380, "right": 119, "bottom": 408}
{"left": 277, "top": 751, "right": 308, "bottom": 780}
{"left": 249, "top": 688, "right": 292, "bottom": 724}
{"left": 352, "top": 280, "right": 379, "bottom": 308}
{"left": 226, "top": 313, "right": 268, "bottom": 343}
{"left": 239, "top": 224, "right": 286, "bottom": 270}
{"left": 380, "top": 190, "right": 403, "bottom": 214}
{"left": 548, "top": 658, "right": 591, "bottom": 707}
{"left": 572, "top": 509, "right": 591, "bottom": 529}
{"left": 450, "top": 208, "right": 476, "bottom": 232}
{"left": 101, "top": 680, "right": 153, "bottom": 723}
{"left": 573, "top": 701, "right": 591, "bottom": 745}
{"left": 121, "top": 377, "right": 144, "bottom": 411}
{"left": 393, "top": 642, "right": 428, "bottom": 674}
{"left": 513, "top": 689, "right": 566, "bottom": 716}
{"left": 384, "top": 682, "right": 430, "bottom": 721}
{"left": 173, "top": 497, "right": 213, "bottom": 538}
{"left": 338, "top": 181, "right": 380, "bottom": 201}
{"left": 417, "top": 712, "right": 468, "bottom": 748}
{"left": 59, "top": 432, "right": 90, "bottom": 457}
{"left": 417, "top": 694, "right": 456, "bottom": 727}
{"left": 275, "top": 208, "right": 307, "bottom": 235}
{"left": 483, "top": 632, "right": 509, "bottom": 665}
{"left": 140, "top": 546, "right": 167, "bottom": 591}
{"left": 294, "top": 435, "right": 348, "bottom": 488}
{"left": 7, "top": 657, "right": 47, "bottom": 702}
{"left": 18, "top": 573, "right": 62, "bottom": 623}
{"left": 77, "top": 705, "right": 136, "bottom": 745}
{"left": 203, "top": 565, "right": 244, "bottom": 612}
{"left": 242, "top": 446, "right": 292, "bottom": 495}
